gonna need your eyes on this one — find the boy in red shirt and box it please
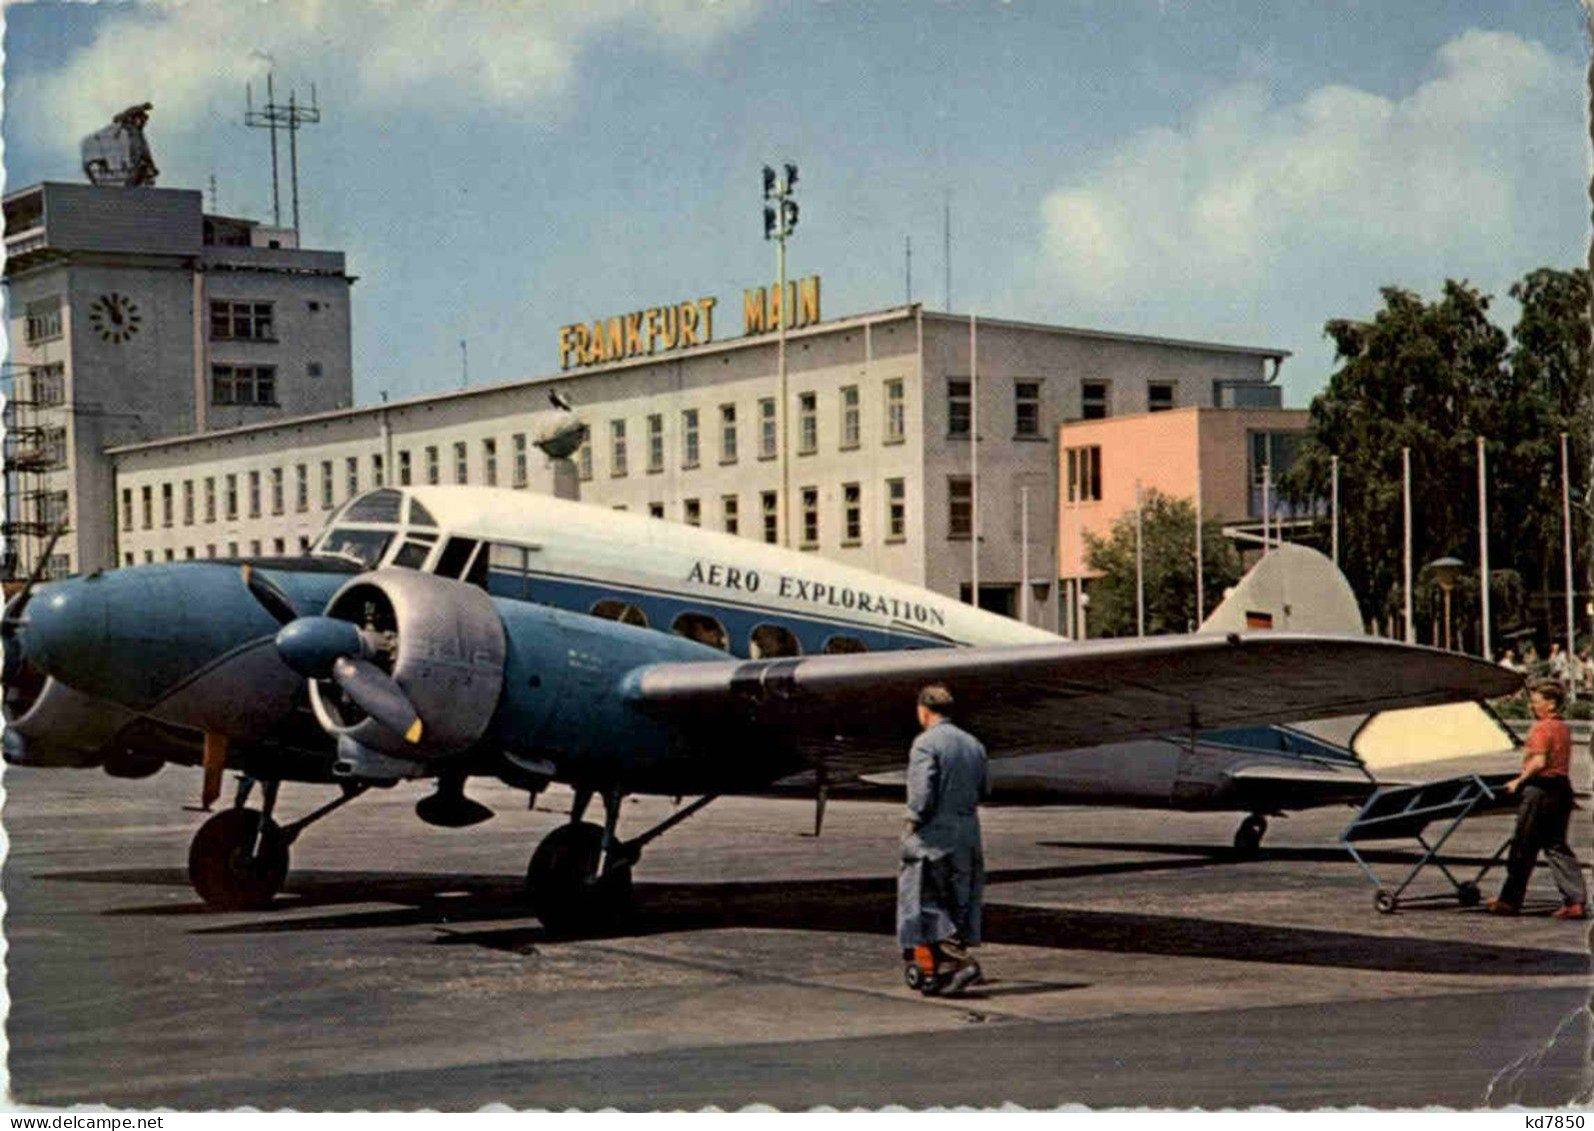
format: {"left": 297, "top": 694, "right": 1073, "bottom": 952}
{"left": 1488, "top": 679, "right": 1587, "bottom": 918}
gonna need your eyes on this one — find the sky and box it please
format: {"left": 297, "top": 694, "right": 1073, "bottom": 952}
{"left": 3, "top": 1, "right": 1589, "bottom": 408}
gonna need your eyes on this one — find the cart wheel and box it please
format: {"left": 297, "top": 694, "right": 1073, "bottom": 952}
{"left": 1456, "top": 882, "right": 1481, "bottom": 908}
{"left": 904, "top": 965, "right": 925, "bottom": 991}
{"left": 1374, "top": 889, "right": 1397, "bottom": 914}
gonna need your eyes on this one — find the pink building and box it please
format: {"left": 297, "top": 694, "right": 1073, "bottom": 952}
{"left": 1057, "top": 406, "right": 1309, "bottom": 635}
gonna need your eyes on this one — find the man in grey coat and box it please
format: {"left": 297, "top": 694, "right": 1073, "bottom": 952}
{"left": 897, "top": 683, "right": 988, "bottom": 993}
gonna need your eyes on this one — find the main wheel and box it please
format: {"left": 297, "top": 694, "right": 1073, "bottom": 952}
{"left": 1233, "top": 814, "right": 1268, "bottom": 857}
{"left": 527, "top": 822, "right": 634, "bottom": 934}
{"left": 1456, "top": 882, "right": 1481, "bottom": 908}
{"left": 187, "top": 808, "right": 289, "bottom": 911}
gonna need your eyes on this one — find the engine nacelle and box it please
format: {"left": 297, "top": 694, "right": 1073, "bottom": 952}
{"left": 308, "top": 570, "right": 506, "bottom": 761}
{"left": 3, "top": 673, "right": 141, "bottom": 768}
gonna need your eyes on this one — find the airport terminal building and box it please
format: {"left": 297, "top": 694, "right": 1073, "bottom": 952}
{"left": 4, "top": 178, "right": 1292, "bottom": 628}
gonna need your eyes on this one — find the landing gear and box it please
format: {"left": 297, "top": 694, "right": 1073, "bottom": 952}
{"left": 188, "top": 807, "right": 289, "bottom": 911}
{"left": 186, "top": 778, "right": 367, "bottom": 911}
{"left": 526, "top": 788, "right": 718, "bottom": 934}
{"left": 1233, "top": 814, "right": 1268, "bottom": 857}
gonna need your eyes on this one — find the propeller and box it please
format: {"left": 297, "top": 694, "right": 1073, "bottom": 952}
{"left": 2, "top": 522, "right": 68, "bottom": 687}
{"left": 241, "top": 563, "right": 300, "bottom": 626}
{"left": 255, "top": 574, "right": 425, "bottom": 747}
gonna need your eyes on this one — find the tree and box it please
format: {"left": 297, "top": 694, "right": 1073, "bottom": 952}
{"left": 1083, "top": 489, "right": 1242, "bottom": 637}
{"left": 1287, "top": 274, "right": 1587, "bottom": 646}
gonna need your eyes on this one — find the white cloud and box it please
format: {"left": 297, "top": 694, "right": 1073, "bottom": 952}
{"left": 1036, "top": 30, "right": 1581, "bottom": 316}
{"left": 10, "top": 0, "right": 759, "bottom": 164}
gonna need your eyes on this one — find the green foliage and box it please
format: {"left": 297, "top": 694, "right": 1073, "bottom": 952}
{"left": 1083, "top": 489, "right": 1243, "bottom": 637}
{"left": 1284, "top": 271, "right": 1590, "bottom": 645}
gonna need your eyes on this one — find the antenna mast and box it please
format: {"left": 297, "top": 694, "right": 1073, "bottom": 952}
{"left": 245, "top": 70, "right": 321, "bottom": 237}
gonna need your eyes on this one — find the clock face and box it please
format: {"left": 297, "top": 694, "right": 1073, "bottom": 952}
{"left": 89, "top": 292, "right": 141, "bottom": 344}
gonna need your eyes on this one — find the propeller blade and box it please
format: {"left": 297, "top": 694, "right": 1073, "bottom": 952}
{"left": 332, "top": 656, "right": 423, "bottom": 744}
{"left": 242, "top": 563, "right": 300, "bottom": 626}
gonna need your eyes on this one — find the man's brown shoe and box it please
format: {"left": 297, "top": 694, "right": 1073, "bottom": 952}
{"left": 1485, "top": 899, "right": 1519, "bottom": 916}
{"left": 1551, "top": 903, "right": 1587, "bottom": 920}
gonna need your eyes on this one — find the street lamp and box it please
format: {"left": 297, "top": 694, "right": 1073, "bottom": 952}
{"left": 1426, "top": 556, "right": 1464, "bottom": 651}
{"left": 762, "top": 162, "right": 799, "bottom": 546}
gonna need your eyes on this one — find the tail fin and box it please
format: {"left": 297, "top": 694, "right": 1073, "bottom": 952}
{"left": 1199, "top": 543, "right": 1363, "bottom": 635}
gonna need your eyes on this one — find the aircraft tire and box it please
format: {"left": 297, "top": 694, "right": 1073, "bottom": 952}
{"left": 1232, "top": 815, "right": 1267, "bottom": 857}
{"left": 187, "top": 808, "right": 289, "bottom": 911}
{"left": 527, "top": 822, "right": 634, "bottom": 934}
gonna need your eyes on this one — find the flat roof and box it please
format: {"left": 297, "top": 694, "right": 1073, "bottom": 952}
{"left": 109, "top": 302, "right": 1289, "bottom": 456}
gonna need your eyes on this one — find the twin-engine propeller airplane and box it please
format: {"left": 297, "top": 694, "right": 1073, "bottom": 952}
{"left": 4, "top": 487, "right": 1519, "bottom": 928}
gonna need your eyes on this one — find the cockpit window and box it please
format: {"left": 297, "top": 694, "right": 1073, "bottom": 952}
{"left": 391, "top": 539, "right": 434, "bottom": 570}
{"left": 342, "top": 489, "right": 405, "bottom": 524}
{"left": 408, "top": 498, "right": 439, "bottom": 528}
{"left": 314, "top": 528, "right": 394, "bottom": 569}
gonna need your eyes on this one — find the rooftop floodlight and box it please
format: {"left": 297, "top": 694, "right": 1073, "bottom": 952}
{"left": 784, "top": 162, "right": 798, "bottom": 189}
{"left": 762, "top": 165, "right": 777, "bottom": 199}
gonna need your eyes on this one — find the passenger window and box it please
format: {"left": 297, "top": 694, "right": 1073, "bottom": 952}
{"left": 823, "top": 635, "right": 868, "bottom": 654}
{"left": 591, "top": 600, "right": 649, "bottom": 628}
{"left": 672, "top": 611, "right": 729, "bottom": 651}
{"left": 435, "top": 537, "right": 478, "bottom": 579}
{"left": 749, "top": 624, "right": 802, "bottom": 658}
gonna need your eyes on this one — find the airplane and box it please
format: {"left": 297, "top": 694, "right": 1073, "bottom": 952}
{"left": 5, "top": 486, "right": 1520, "bottom": 929}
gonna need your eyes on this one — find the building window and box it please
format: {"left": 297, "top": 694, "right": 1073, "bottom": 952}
{"left": 298, "top": 536, "right": 311, "bottom": 553}
{"left": 295, "top": 465, "right": 308, "bottom": 512}
{"left": 483, "top": 438, "right": 497, "bottom": 487}
{"left": 577, "top": 441, "right": 593, "bottom": 481}
{"left": 842, "top": 483, "right": 862, "bottom": 544}
{"left": 225, "top": 474, "right": 239, "bottom": 520}
{"left": 182, "top": 480, "right": 195, "bottom": 525}
{"left": 610, "top": 420, "right": 628, "bottom": 477}
{"left": 885, "top": 379, "right": 905, "bottom": 444}
{"left": 206, "top": 544, "right": 217, "bottom": 559}
{"left": 886, "top": 477, "right": 906, "bottom": 541}
{"left": 164, "top": 548, "right": 175, "bottom": 563}
{"left": 453, "top": 441, "right": 468, "bottom": 484}
{"left": 1149, "top": 382, "right": 1175, "bottom": 412}
{"left": 648, "top": 502, "right": 665, "bottom": 519}
{"left": 25, "top": 297, "right": 62, "bottom": 344}
{"left": 684, "top": 498, "right": 701, "bottom": 526}
{"left": 399, "top": 451, "right": 412, "bottom": 486}
{"left": 720, "top": 404, "right": 738, "bottom": 464}
{"left": 273, "top": 538, "right": 285, "bottom": 555}
{"left": 372, "top": 453, "right": 385, "bottom": 488}
{"left": 121, "top": 488, "right": 133, "bottom": 532}
{"left": 160, "top": 483, "right": 173, "bottom": 527}
{"left": 1065, "top": 445, "right": 1103, "bottom": 502}
{"left": 247, "top": 471, "right": 261, "bottom": 518}
{"left": 308, "top": 362, "right": 323, "bottom": 379}
{"left": 321, "top": 461, "right": 334, "bottom": 509}
{"left": 209, "top": 300, "right": 275, "bottom": 341}
{"left": 249, "top": 540, "right": 261, "bottom": 558}
{"left": 798, "top": 392, "right": 818, "bottom": 454}
{"left": 30, "top": 363, "right": 65, "bottom": 406}
{"left": 722, "top": 494, "right": 739, "bottom": 536}
{"left": 270, "top": 468, "right": 284, "bottom": 515}
{"left": 204, "top": 477, "right": 217, "bottom": 523}
{"left": 346, "top": 456, "right": 359, "bottom": 499}
{"left": 1082, "top": 381, "right": 1109, "bottom": 420}
{"left": 682, "top": 409, "right": 700, "bottom": 468}
{"left": 761, "top": 490, "right": 778, "bottom": 545}
{"left": 40, "top": 427, "right": 67, "bottom": 467}
{"left": 647, "top": 414, "right": 665, "bottom": 473}
{"left": 948, "top": 379, "right": 971, "bottom": 437}
{"left": 801, "top": 486, "right": 819, "bottom": 548}
{"left": 425, "top": 446, "right": 440, "bottom": 485}
{"left": 841, "top": 386, "right": 861, "bottom": 449}
{"left": 1015, "top": 381, "right": 1041, "bottom": 437}
{"left": 513, "top": 434, "right": 528, "bottom": 487}
{"left": 758, "top": 397, "right": 777, "bottom": 459}
{"left": 211, "top": 365, "right": 277, "bottom": 406}
{"left": 948, "top": 476, "right": 972, "bottom": 539}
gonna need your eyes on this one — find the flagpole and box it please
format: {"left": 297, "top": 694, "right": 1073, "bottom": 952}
{"left": 1478, "top": 436, "right": 1490, "bottom": 660}
{"left": 1020, "top": 485, "right": 1030, "bottom": 625}
{"left": 1135, "top": 479, "right": 1145, "bottom": 637}
{"left": 1330, "top": 454, "right": 1340, "bottom": 567}
{"left": 1403, "top": 446, "right": 1414, "bottom": 644}
{"left": 1563, "top": 432, "right": 1576, "bottom": 693}
{"left": 969, "top": 314, "right": 979, "bottom": 607}
{"left": 1194, "top": 457, "right": 1205, "bottom": 626}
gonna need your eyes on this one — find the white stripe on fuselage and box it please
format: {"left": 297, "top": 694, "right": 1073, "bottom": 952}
{"left": 395, "top": 486, "right": 1057, "bottom": 648}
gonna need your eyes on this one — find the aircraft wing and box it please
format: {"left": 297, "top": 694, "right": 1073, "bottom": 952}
{"left": 627, "top": 632, "right": 1521, "bottom": 778}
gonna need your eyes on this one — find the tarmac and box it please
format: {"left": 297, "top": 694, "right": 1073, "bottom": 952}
{"left": 3, "top": 742, "right": 1591, "bottom": 1111}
